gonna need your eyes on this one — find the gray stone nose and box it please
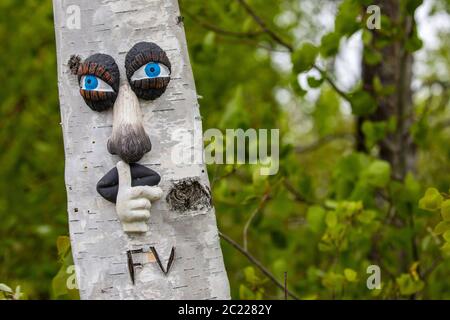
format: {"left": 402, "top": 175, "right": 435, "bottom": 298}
{"left": 108, "top": 82, "right": 151, "bottom": 163}
{"left": 107, "top": 126, "right": 151, "bottom": 163}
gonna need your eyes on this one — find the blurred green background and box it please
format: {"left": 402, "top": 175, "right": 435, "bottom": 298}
{"left": 1, "top": 0, "right": 450, "bottom": 299}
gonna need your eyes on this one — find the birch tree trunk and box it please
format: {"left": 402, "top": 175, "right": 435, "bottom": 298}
{"left": 52, "top": 0, "right": 230, "bottom": 300}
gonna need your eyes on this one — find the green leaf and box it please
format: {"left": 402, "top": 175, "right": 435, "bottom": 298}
{"left": 335, "top": 0, "right": 362, "bottom": 36}
{"left": 357, "top": 209, "right": 377, "bottom": 224}
{"left": 421, "top": 235, "right": 431, "bottom": 251}
{"left": 364, "top": 160, "right": 391, "bottom": 188}
{"left": 434, "top": 221, "right": 450, "bottom": 235}
{"left": 362, "top": 120, "right": 388, "bottom": 149}
{"left": 313, "top": 88, "right": 340, "bottom": 136}
{"left": 362, "top": 29, "right": 373, "bottom": 45}
{"left": 418, "top": 188, "right": 443, "bottom": 212}
{"left": 290, "top": 75, "right": 307, "bottom": 96}
{"left": 344, "top": 268, "right": 358, "bottom": 282}
{"left": 396, "top": 274, "right": 424, "bottom": 296}
{"left": 252, "top": 165, "right": 269, "bottom": 187}
{"left": 350, "top": 91, "right": 377, "bottom": 116}
{"left": 404, "top": 0, "right": 423, "bottom": 15}
{"left": 203, "top": 31, "right": 216, "bottom": 49}
{"left": 52, "top": 266, "right": 69, "bottom": 299}
{"left": 405, "top": 31, "right": 423, "bottom": 52}
{"left": 443, "top": 230, "right": 450, "bottom": 242}
{"left": 56, "top": 236, "right": 71, "bottom": 259}
{"left": 404, "top": 173, "right": 421, "bottom": 202}
{"left": 441, "top": 242, "right": 450, "bottom": 254}
{"left": 318, "top": 242, "right": 334, "bottom": 252}
{"left": 333, "top": 152, "right": 369, "bottom": 199}
{"left": 242, "top": 17, "right": 253, "bottom": 32}
{"left": 292, "top": 42, "right": 318, "bottom": 73}
{"left": 326, "top": 211, "right": 338, "bottom": 228}
{"left": 322, "top": 272, "right": 345, "bottom": 290}
{"left": 441, "top": 200, "right": 450, "bottom": 221}
{"left": 272, "top": 259, "right": 288, "bottom": 277}
{"left": 219, "top": 86, "right": 249, "bottom": 127}
{"left": 244, "top": 266, "right": 258, "bottom": 284}
{"left": 320, "top": 32, "right": 341, "bottom": 57}
{"left": 51, "top": 237, "right": 79, "bottom": 300}
{"left": 307, "top": 75, "right": 324, "bottom": 88}
{"left": 371, "top": 76, "right": 396, "bottom": 97}
{"left": 373, "top": 76, "right": 383, "bottom": 94}
{"left": 363, "top": 48, "right": 382, "bottom": 65}
{"left": 307, "top": 206, "right": 326, "bottom": 233}
{"left": 239, "top": 284, "right": 255, "bottom": 300}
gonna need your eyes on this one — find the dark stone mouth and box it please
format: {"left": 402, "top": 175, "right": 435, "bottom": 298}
{"left": 96, "top": 163, "right": 161, "bottom": 203}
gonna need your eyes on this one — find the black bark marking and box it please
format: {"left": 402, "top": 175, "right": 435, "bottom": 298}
{"left": 127, "top": 247, "right": 175, "bottom": 284}
{"left": 68, "top": 55, "right": 82, "bottom": 75}
{"left": 166, "top": 178, "right": 212, "bottom": 212}
{"left": 126, "top": 249, "right": 144, "bottom": 285}
{"left": 150, "top": 246, "right": 175, "bottom": 275}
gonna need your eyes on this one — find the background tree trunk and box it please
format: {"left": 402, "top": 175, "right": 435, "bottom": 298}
{"left": 359, "top": 0, "right": 416, "bottom": 180}
{"left": 52, "top": 0, "right": 230, "bottom": 299}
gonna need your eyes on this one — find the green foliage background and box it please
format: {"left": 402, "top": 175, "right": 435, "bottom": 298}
{"left": 0, "top": 0, "right": 450, "bottom": 299}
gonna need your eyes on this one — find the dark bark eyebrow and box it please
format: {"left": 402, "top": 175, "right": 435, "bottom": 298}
{"left": 125, "top": 42, "right": 171, "bottom": 80}
{"left": 77, "top": 53, "right": 120, "bottom": 92}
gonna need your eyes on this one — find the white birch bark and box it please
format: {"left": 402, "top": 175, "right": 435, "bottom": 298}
{"left": 52, "top": 0, "right": 230, "bottom": 300}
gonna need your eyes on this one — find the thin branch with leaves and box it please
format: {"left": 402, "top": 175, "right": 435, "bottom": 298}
{"left": 219, "top": 231, "right": 300, "bottom": 300}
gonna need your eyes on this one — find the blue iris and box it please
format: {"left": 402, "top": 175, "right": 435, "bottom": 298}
{"left": 84, "top": 75, "right": 99, "bottom": 90}
{"left": 144, "top": 63, "right": 161, "bottom": 78}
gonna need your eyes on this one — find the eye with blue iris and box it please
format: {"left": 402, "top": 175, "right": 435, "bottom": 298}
{"left": 145, "top": 63, "right": 161, "bottom": 77}
{"left": 80, "top": 75, "right": 114, "bottom": 92}
{"left": 131, "top": 62, "right": 170, "bottom": 81}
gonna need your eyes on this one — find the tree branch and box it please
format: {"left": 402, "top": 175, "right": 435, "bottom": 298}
{"left": 219, "top": 231, "right": 300, "bottom": 300}
{"left": 211, "top": 165, "right": 237, "bottom": 187}
{"left": 215, "top": 35, "right": 290, "bottom": 53}
{"left": 435, "top": 119, "right": 450, "bottom": 130}
{"left": 187, "top": 1, "right": 353, "bottom": 104}
{"left": 243, "top": 192, "right": 271, "bottom": 251}
{"left": 314, "top": 64, "right": 352, "bottom": 103}
{"left": 420, "top": 256, "right": 444, "bottom": 279}
{"left": 235, "top": 0, "right": 293, "bottom": 52}
{"left": 183, "top": 9, "right": 264, "bottom": 38}
{"left": 283, "top": 179, "right": 312, "bottom": 205}
{"left": 295, "top": 133, "right": 355, "bottom": 154}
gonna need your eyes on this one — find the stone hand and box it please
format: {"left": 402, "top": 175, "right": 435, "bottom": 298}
{"left": 116, "top": 161, "right": 163, "bottom": 233}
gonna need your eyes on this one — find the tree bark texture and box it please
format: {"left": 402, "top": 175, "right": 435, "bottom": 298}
{"left": 52, "top": 0, "right": 230, "bottom": 300}
{"left": 359, "top": 0, "right": 416, "bottom": 180}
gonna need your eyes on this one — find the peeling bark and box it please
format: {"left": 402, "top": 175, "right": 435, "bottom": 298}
{"left": 52, "top": 0, "right": 230, "bottom": 299}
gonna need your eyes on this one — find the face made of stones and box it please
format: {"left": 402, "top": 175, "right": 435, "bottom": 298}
{"left": 70, "top": 41, "right": 171, "bottom": 203}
